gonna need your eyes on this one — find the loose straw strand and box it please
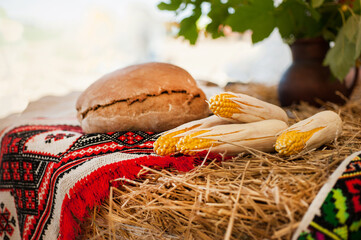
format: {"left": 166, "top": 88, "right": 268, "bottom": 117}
{"left": 224, "top": 160, "right": 250, "bottom": 240}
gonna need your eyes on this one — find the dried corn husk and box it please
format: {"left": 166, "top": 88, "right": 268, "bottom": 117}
{"left": 176, "top": 119, "right": 288, "bottom": 155}
{"left": 208, "top": 92, "right": 288, "bottom": 123}
{"left": 275, "top": 111, "right": 342, "bottom": 156}
{"left": 154, "top": 115, "right": 229, "bottom": 156}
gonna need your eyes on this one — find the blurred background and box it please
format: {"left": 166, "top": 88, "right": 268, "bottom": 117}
{"left": 0, "top": 0, "right": 291, "bottom": 118}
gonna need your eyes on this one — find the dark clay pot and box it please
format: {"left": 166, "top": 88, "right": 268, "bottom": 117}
{"left": 278, "top": 38, "right": 359, "bottom": 107}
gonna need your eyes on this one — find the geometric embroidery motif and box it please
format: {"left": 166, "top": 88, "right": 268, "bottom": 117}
{"left": 297, "top": 154, "right": 361, "bottom": 240}
{"left": 0, "top": 124, "right": 158, "bottom": 239}
{"left": 0, "top": 202, "right": 16, "bottom": 240}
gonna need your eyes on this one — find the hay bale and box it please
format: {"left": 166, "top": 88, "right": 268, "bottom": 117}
{"left": 79, "top": 84, "right": 361, "bottom": 240}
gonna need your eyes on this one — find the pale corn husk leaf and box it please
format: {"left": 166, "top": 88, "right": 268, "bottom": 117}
{"left": 161, "top": 115, "right": 228, "bottom": 137}
{"left": 177, "top": 119, "right": 288, "bottom": 155}
{"left": 208, "top": 92, "right": 288, "bottom": 123}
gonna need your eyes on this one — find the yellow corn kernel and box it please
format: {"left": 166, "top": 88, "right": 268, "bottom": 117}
{"left": 153, "top": 115, "right": 230, "bottom": 156}
{"left": 208, "top": 92, "right": 288, "bottom": 123}
{"left": 275, "top": 127, "right": 324, "bottom": 156}
{"left": 176, "top": 130, "right": 220, "bottom": 155}
{"left": 176, "top": 119, "right": 287, "bottom": 155}
{"left": 153, "top": 129, "right": 188, "bottom": 156}
{"left": 208, "top": 93, "right": 242, "bottom": 118}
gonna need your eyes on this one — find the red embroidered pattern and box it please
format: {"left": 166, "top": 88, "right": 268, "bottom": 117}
{"left": 0, "top": 124, "right": 213, "bottom": 239}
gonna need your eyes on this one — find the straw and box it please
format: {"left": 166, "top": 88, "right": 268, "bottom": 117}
{"left": 79, "top": 84, "right": 361, "bottom": 240}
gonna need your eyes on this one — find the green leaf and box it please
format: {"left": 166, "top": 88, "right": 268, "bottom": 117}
{"left": 275, "top": 6, "right": 295, "bottom": 40}
{"left": 325, "top": 28, "right": 357, "bottom": 80}
{"left": 308, "top": 4, "right": 321, "bottom": 21}
{"left": 178, "top": 7, "right": 202, "bottom": 44}
{"left": 311, "top": 0, "right": 324, "bottom": 8}
{"left": 227, "top": 0, "right": 276, "bottom": 43}
{"left": 158, "top": 0, "right": 182, "bottom": 11}
{"left": 206, "top": 0, "right": 229, "bottom": 39}
{"left": 275, "top": 0, "right": 322, "bottom": 40}
{"left": 179, "top": 17, "right": 198, "bottom": 44}
{"left": 343, "top": 15, "right": 361, "bottom": 59}
{"left": 325, "top": 15, "right": 361, "bottom": 79}
{"left": 343, "top": 15, "right": 359, "bottom": 43}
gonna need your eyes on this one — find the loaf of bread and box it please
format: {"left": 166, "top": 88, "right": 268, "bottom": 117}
{"left": 76, "top": 62, "right": 210, "bottom": 133}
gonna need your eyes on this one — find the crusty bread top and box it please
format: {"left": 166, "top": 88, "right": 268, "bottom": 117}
{"left": 76, "top": 62, "right": 205, "bottom": 115}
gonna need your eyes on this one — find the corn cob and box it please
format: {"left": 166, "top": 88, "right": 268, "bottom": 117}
{"left": 176, "top": 119, "right": 288, "bottom": 155}
{"left": 208, "top": 92, "right": 288, "bottom": 123}
{"left": 275, "top": 111, "right": 342, "bottom": 156}
{"left": 153, "top": 115, "right": 229, "bottom": 156}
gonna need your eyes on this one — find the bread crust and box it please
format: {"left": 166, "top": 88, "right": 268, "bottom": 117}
{"left": 76, "top": 62, "right": 209, "bottom": 133}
